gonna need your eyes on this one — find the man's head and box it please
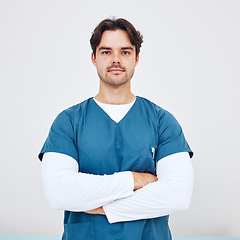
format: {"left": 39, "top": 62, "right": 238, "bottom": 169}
{"left": 90, "top": 18, "right": 143, "bottom": 87}
{"left": 90, "top": 18, "right": 143, "bottom": 58}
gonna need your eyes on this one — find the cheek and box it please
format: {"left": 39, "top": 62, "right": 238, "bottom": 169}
{"left": 96, "top": 61, "right": 105, "bottom": 70}
{"left": 97, "top": 58, "right": 109, "bottom": 69}
{"left": 126, "top": 57, "right": 137, "bottom": 66}
{"left": 127, "top": 61, "right": 137, "bottom": 70}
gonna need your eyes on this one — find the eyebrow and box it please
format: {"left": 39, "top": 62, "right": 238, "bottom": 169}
{"left": 121, "top": 47, "right": 134, "bottom": 51}
{"left": 98, "top": 46, "right": 134, "bottom": 51}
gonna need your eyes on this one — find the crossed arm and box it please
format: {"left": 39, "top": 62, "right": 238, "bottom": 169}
{"left": 41, "top": 152, "right": 193, "bottom": 223}
{"left": 85, "top": 171, "right": 158, "bottom": 215}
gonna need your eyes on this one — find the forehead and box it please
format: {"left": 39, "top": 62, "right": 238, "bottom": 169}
{"left": 97, "top": 30, "right": 134, "bottom": 50}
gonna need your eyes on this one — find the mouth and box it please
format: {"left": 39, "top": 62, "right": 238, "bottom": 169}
{"left": 108, "top": 68, "right": 124, "bottom": 73}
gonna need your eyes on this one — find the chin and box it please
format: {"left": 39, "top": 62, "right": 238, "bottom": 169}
{"left": 110, "top": 79, "right": 129, "bottom": 86}
{"left": 101, "top": 77, "right": 129, "bottom": 87}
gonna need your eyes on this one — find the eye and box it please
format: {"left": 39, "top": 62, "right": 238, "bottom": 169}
{"left": 122, "top": 51, "right": 130, "bottom": 55}
{"left": 102, "top": 51, "right": 110, "bottom": 55}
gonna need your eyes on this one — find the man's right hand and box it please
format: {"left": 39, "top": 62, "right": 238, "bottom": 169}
{"left": 131, "top": 172, "right": 158, "bottom": 190}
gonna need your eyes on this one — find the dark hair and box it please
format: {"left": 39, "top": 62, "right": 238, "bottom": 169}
{"left": 90, "top": 17, "right": 143, "bottom": 58}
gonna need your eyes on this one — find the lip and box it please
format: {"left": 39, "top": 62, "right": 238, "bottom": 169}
{"left": 108, "top": 68, "right": 124, "bottom": 72}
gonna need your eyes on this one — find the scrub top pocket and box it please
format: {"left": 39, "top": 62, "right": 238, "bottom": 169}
{"left": 135, "top": 148, "right": 156, "bottom": 175}
{"left": 63, "top": 221, "right": 95, "bottom": 240}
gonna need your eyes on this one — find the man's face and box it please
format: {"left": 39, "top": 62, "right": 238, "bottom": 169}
{"left": 91, "top": 30, "right": 139, "bottom": 87}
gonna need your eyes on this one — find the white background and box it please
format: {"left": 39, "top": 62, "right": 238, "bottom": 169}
{"left": 0, "top": 0, "right": 239, "bottom": 237}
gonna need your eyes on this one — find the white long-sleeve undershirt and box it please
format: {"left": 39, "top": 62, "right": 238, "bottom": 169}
{"left": 41, "top": 152, "right": 193, "bottom": 223}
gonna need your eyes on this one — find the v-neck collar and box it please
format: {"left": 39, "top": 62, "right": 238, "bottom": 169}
{"left": 90, "top": 96, "right": 139, "bottom": 125}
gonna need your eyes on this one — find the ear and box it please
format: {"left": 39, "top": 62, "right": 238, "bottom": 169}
{"left": 135, "top": 53, "right": 140, "bottom": 66}
{"left": 91, "top": 52, "right": 97, "bottom": 67}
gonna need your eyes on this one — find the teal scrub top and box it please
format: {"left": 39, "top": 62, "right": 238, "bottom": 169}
{"left": 39, "top": 96, "right": 193, "bottom": 240}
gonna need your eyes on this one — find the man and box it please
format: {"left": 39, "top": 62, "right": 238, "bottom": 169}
{"left": 39, "top": 18, "right": 194, "bottom": 240}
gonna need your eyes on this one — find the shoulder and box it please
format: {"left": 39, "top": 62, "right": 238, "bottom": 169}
{"left": 57, "top": 98, "right": 92, "bottom": 117}
{"left": 53, "top": 98, "right": 92, "bottom": 125}
{"left": 138, "top": 97, "right": 182, "bottom": 135}
{"left": 137, "top": 96, "right": 174, "bottom": 121}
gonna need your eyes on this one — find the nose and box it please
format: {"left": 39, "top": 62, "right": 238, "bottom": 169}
{"left": 112, "top": 52, "right": 121, "bottom": 64}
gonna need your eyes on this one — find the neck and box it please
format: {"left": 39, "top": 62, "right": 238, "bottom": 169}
{"left": 94, "top": 81, "right": 136, "bottom": 105}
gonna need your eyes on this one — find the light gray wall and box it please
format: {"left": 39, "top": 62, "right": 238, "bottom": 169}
{"left": 0, "top": 0, "right": 239, "bottom": 237}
